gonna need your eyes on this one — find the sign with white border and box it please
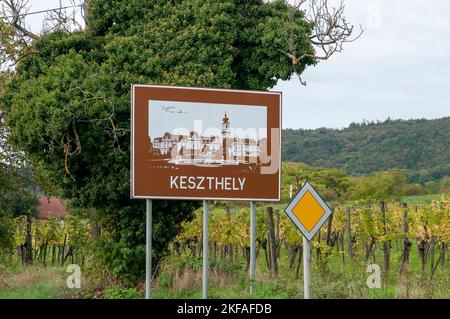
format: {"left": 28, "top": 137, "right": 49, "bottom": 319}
{"left": 131, "top": 85, "right": 282, "bottom": 201}
{"left": 284, "top": 181, "right": 332, "bottom": 241}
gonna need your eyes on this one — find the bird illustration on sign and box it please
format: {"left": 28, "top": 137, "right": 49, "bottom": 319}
{"left": 161, "top": 105, "right": 189, "bottom": 114}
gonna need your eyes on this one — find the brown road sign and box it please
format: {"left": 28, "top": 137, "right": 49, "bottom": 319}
{"left": 284, "top": 182, "right": 332, "bottom": 241}
{"left": 131, "top": 85, "right": 282, "bottom": 201}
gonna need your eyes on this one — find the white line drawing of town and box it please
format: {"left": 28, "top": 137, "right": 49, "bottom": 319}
{"left": 148, "top": 100, "right": 268, "bottom": 168}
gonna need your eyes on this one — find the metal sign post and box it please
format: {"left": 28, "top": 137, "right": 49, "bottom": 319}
{"left": 202, "top": 200, "right": 209, "bottom": 299}
{"left": 145, "top": 199, "right": 152, "bottom": 299}
{"left": 249, "top": 201, "right": 256, "bottom": 293}
{"left": 303, "top": 236, "right": 311, "bottom": 299}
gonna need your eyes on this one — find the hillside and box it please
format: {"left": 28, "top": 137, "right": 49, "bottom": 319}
{"left": 282, "top": 117, "right": 450, "bottom": 182}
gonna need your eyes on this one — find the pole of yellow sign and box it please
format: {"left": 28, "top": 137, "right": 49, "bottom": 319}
{"left": 303, "top": 236, "right": 311, "bottom": 299}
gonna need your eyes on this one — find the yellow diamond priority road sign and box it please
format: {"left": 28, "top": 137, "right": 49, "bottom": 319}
{"left": 284, "top": 181, "right": 332, "bottom": 242}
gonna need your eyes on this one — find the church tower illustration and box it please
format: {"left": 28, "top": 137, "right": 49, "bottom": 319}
{"left": 221, "top": 111, "right": 231, "bottom": 137}
{"left": 222, "top": 110, "right": 231, "bottom": 161}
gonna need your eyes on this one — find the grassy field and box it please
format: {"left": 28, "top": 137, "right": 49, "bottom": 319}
{"left": 0, "top": 265, "right": 72, "bottom": 299}
{"left": 402, "top": 193, "right": 449, "bottom": 204}
{"left": 0, "top": 243, "right": 448, "bottom": 299}
{"left": 148, "top": 245, "right": 449, "bottom": 299}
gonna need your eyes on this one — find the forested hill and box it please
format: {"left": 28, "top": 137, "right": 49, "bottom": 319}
{"left": 282, "top": 117, "right": 450, "bottom": 182}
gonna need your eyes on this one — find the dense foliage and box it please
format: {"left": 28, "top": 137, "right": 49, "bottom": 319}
{"left": 1, "top": 0, "right": 316, "bottom": 282}
{"left": 282, "top": 117, "right": 450, "bottom": 183}
{"left": 279, "top": 162, "right": 446, "bottom": 204}
{"left": 0, "top": 164, "right": 36, "bottom": 256}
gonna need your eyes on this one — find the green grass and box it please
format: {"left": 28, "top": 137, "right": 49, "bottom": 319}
{"left": 2, "top": 244, "right": 447, "bottom": 299}
{"left": 150, "top": 243, "right": 449, "bottom": 299}
{"left": 0, "top": 281, "right": 63, "bottom": 299}
{"left": 402, "top": 193, "right": 449, "bottom": 204}
{"left": 0, "top": 265, "right": 73, "bottom": 299}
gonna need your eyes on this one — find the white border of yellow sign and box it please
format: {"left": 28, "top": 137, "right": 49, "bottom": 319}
{"left": 284, "top": 182, "right": 332, "bottom": 242}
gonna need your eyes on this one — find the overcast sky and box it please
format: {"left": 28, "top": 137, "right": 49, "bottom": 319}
{"left": 24, "top": 0, "right": 450, "bottom": 129}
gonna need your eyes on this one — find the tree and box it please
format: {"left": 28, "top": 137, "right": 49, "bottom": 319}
{"left": 1, "top": 0, "right": 358, "bottom": 282}
{"left": 349, "top": 169, "right": 408, "bottom": 202}
{"left": 0, "top": 168, "right": 15, "bottom": 256}
{"left": 1, "top": 87, "right": 36, "bottom": 259}
{"left": 0, "top": 158, "right": 36, "bottom": 261}
{"left": 0, "top": 213, "right": 13, "bottom": 256}
{"left": 8, "top": 192, "right": 38, "bottom": 264}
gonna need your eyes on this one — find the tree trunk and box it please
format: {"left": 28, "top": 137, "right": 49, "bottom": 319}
{"left": 244, "top": 247, "right": 250, "bottom": 272}
{"left": 345, "top": 207, "right": 353, "bottom": 261}
{"left": 220, "top": 244, "right": 225, "bottom": 259}
{"left": 25, "top": 213, "right": 33, "bottom": 265}
{"left": 380, "top": 201, "right": 390, "bottom": 272}
{"left": 316, "top": 229, "right": 321, "bottom": 260}
{"left": 295, "top": 245, "right": 303, "bottom": 279}
{"left": 289, "top": 246, "right": 298, "bottom": 269}
{"left": 441, "top": 242, "right": 446, "bottom": 267}
{"left": 212, "top": 242, "right": 217, "bottom": 259}
{"left": 365, "top": 237, "right": 372, "bottom": 261}
{"left": 20, "top": 245, "right": 26, "bottom": 265}
{"left": 400, "top": 203, "right": 411, "bottom": 272}
{"left": 226, "top": 205, "right": 232, "bottom": 258}
{"left": 256, "top": 239, "right": 261, "bottom": 259}
{"left": 267, "top": 206, "right": 278, "bottom": 276}
{"left": 61, "top": 234, "right": 67, "bottom": 266}
{"left": 325, "top": 210, "right": 334, "bottom": 246}
{"left": 275, "top": 209, "right": 281, "bottom": 259}
{"left": 429, "top": 240, "right": 435, "bottom": 273}
{"left": 196, "top": 239, "right": 202, "bottom": 257}
{"left": 52, "top": 245, "right": 56, "bottom": 265}
{"left": 42, "top": 241, "right": 48, "bottom": 267}
{"left": 430, "top": 242, "right": 443, "bottom": 280}
{"left": 417, "top": 239, "right": 427, "bottom": 272}
{"left": 64, "top": 246, "right": 73, "bottom": 264}
{"left": 92, "top": 216, "right": 101, "bottom": 237}
{"left": 262, "top": 239, "right": 270, "bottom": 271}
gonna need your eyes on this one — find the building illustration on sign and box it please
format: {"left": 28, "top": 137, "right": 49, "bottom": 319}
{"left": 149, "top": 101, "right": 267, "bottom": 168}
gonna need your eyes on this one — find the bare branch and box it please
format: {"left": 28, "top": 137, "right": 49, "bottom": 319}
{"left": 80, "top": 0, "right": 89, "bottom": 26}
{"left": 41, "top": 0, "right": 86, "bottom": 34}
{"left": 303, "top": 0, "right": 363, "bottom": 61}
{"left": 1, "top": 0, "right": 37, "bottom": 40}
{"left": 0, "top": 0, "right": 36, "bottom": 70}
{"left": 282, "top": 0, "right": 364, "bottom": 85}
